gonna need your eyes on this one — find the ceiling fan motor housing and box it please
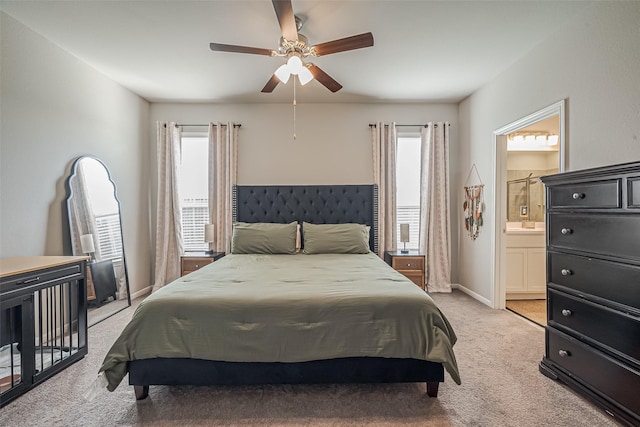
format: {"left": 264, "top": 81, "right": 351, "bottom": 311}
{"left": 278, "top": 34, "right": 309, "bottom": 56}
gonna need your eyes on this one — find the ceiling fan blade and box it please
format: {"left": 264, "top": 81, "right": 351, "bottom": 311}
{"left": 261, "top": 74, "right": 280, "bottom": 93}
{"left": 307, "top": 64, "right": 342, "bottom": 93}
{"left": 311, "top": 32, "right": 374, "bottom": 57}
{"left": 209, "top": 43, "right": 273, "bottom": 56}
{"left": 272, "top": 0, "right": 298, "bottom": 41}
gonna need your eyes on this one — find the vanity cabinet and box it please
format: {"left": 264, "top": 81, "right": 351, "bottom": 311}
{"left": 0, "top": 256, "right": 88, "bottom": 407}
{"left": 505, "top": 232, "right": 546, "bottom": 299}
{"left": 539, "top": 161, "right": 640, "bottom": 426}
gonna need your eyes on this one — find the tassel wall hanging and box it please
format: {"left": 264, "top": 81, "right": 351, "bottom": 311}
{"left": 464, "top": 164, "right": 485, "bottom": 240}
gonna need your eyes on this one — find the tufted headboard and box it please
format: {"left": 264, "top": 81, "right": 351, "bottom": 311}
{"left": 233, "top": 185, "right": 378, "bottom": 253}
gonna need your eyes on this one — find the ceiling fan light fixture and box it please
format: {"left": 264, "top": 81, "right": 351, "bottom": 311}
{"left": 298, "top": 66, "right": 313, "bottom": 85}
{"left": 287, "top": 55, "right": 303, "bottom": 73}
{"left": 274, "top": 63, "right": 291, "bottom": 83}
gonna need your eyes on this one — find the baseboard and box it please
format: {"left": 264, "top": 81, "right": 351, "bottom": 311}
{"left": 131, "top": 286, "right": 152, "bottom": 300}
{"left": 452, "top": 283, "right": 492, "bottom": 307}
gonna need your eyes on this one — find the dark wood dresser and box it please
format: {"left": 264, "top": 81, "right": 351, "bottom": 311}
{"left": 539, "top": 161, "right": 640, "bottom": 426}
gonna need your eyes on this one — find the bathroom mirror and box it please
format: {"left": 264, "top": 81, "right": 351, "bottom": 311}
{"left": 65, "top": 156, "right": 131, "bottom": 326}
{"left": 505, "top": 116, "right": 560, "bottom": 223}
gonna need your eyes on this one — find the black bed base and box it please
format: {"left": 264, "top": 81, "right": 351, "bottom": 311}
{"left": 128, "top": 357, "right": 444, "bottom": 400}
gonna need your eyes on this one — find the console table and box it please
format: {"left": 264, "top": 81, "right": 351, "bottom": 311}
{"left": 0, "top": 256, "right": 88, "bottom": 407}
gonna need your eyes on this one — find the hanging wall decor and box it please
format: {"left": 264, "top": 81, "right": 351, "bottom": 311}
{"left": 463, "top": 164, "right": 485, "bottom": 240}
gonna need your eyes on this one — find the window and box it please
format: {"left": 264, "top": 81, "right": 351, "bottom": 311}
{"left": 178, "top": 134, "right": 209, "bottom": 252}
{"left": 396, "top": 134, "right": 421, "bottom": 250}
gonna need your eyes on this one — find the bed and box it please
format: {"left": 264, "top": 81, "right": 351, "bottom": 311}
{"left": 99, "top": 185, "right": 460, "bottom": 400}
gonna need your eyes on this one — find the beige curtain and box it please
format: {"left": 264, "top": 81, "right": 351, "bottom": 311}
{"left": 371, "top": 122, "right": 397, "bottom": 257}
{"left": 152, "top": 122, "right": 183, "bottom": 291}
{"left": 208, "top": 122, "right": 238, "bottom": 253}
{"left": 419, "top": 122, "right": 452, "bottom": 292}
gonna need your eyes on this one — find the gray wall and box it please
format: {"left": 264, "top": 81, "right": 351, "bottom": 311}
{"left": 456, "top": 2, "right": 640, "bottom": 304}
{"left": 150, "top": 102, "right": 460, "bottom": 283}
{"left": 0, "top": 13, "right": 152, "bottom": 296}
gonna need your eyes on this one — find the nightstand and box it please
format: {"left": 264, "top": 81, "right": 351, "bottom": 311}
{"left": 384, "top": 251, "right": 425, "bottom": 290}
{"left": 180, "top": 252, "right": 225, "bottom": 276}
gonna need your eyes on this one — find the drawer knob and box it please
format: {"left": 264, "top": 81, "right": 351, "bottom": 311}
{"left": 194, "top": 264, "right": 199, "bottom": 268}
{"left": 561, "top": 228, "right": 572, "bottom": 235}
{"left": 561, "top": 309, "right": 572, "bottom": 317}
{"left": 561, "top": 269, "right": 572, "bottom": 276}
{"left": 558, "top": 349, "right": 570, "bottom": 357}
{"left": 572, "top": 192, "right": 585, "bottom": 200}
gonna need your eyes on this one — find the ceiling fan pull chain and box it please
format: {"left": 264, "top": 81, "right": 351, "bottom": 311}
{"left": 293, "top": 75, "right": 297, "bottom": 141}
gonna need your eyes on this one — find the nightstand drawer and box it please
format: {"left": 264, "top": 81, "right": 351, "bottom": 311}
{"left": 182, "top": 257, "right": 212, "bottom": 270}
{"left": 392, "top": 256, "right": 424, "bottom": 272}
{"left": 400, "top": 272, "right": 425, "bottom": 288}
{"left": 181, "top": 257, "right": 214, "bottom": 276}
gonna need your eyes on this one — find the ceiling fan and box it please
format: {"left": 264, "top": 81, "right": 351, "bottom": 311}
{"left": 209, "top": 0, "right": 374, "bottom": 93}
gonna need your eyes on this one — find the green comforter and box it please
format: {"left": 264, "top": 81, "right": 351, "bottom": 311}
{"left": 100, "top": 253, "right": 460, "bottom": 391}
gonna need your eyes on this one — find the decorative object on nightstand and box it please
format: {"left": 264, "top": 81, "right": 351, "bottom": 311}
{"left": 80, "top": 233, "right": 96, "bottom": 261}
{"left": 204, "top": 223, "right": 215, "bottom": 255}
{"left": 399, "top": 223, "right": 410, "bottom": 254}
{"left": 384, "top": 251, "right": 425, "bottom": 290}
{"left": 180, "top": 251, "right": 225, "bottom": 277}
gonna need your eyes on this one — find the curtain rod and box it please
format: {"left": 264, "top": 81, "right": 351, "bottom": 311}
{"left": 368, "top": 123, "right": 450, "bottom": 128}
{"left": 177, "top": 123, "right": 241, "bottom": 128}
{"left": 163, "top": 123, "right": 242, "bottom": 128}
{"left": 369, "top": 124, "right": 427, "bottom": 128}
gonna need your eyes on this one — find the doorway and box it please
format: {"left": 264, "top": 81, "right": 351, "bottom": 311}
{"left": 491, "top": 101, "right": 566, "bottom": 317}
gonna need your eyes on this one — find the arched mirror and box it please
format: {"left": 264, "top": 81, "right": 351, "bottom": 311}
{"left": 65, "top": 156, "right": 131, "bottom": 326}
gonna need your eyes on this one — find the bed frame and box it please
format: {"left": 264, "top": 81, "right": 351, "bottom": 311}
{"left": 129, "top": 185, "right": 445, "bottom": 399}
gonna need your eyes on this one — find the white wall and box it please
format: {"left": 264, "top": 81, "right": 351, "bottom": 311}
{"left": 457, "top": 2, "right": 640, "bottom": 304}
{"left": 150, "top": 102, "right": 461, "bottom": 281}
{"left": 0, "top": 13, "right": 151, "bottom": 295}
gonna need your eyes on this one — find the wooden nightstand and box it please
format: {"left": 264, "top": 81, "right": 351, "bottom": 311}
{"left": 180, "top": 252, "right": 225, "bottom": 276}
{"left": 384, "top": 251, "right": 425, "bottom": 290}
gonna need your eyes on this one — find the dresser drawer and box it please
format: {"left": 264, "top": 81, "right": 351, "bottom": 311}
{"left": 392, "top": 256, "right": 424, "bottom": 271}
{"left": 1, "top": 264, "right": 82, "bottom": 295}
{"left": 549, "top": 289, "right": 640, "bottom": 365}
{"left": 548, "top": 213, "right": 640, "bottom": 262}
{"left": 548, "top": 179, "right": 621, "bottom": 209}
{"left": 549, "top": 252, "right": 640, "bottom": 311}
{"left": 547, "top": 328, "right": 640, "bottom": 416}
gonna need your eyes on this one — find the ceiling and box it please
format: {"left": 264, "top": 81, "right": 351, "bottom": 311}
{"left": 1, "top": 1, "right": 594, "bottom": 104}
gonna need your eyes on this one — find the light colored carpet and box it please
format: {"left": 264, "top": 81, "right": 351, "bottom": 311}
{"left": 0, "top": 291, "right": 616, "bottom": 426}
{"left": 506, "top": 299, "right": 547, "bottom": 327}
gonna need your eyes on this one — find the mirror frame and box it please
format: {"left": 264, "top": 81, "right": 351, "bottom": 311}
{"left": 64, "top": 156, "right": 131, "bottom": 324}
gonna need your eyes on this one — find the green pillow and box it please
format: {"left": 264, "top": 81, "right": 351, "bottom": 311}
{"left": 302, "top": 222, "right": 370, "bottom": 254}
{"left": 231, "top": 222, "right": 297, "bottom": 254}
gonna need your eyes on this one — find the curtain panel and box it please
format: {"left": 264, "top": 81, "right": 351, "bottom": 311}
{"left": 152, "top": 122, "right": 183, "bottom": 291}
{"left": 371, "top": 122, "right": 397, "bottom": 257}
{"left": 208, "top": 122, "right": 238, "bottom": 253}
{"left": 419, "top": 122, "right": 452, "bottom": 292}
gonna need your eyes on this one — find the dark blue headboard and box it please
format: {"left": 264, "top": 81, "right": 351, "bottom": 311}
{"left": 233, "top": 185, "right": 378, "bottom": 253}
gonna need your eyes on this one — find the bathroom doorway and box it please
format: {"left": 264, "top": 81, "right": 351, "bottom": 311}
{"left": 491, "top": 101, "right": 566, "bottom": 318}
